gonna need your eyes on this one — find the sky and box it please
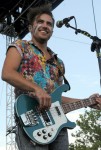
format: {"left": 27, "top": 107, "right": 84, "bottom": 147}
{"left": 0, "top": 0, "right": 101, "bottom": 149}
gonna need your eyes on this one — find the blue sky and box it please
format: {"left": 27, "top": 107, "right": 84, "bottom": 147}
{"left": 0, "top": 0, "right": 101, "bottom": 149}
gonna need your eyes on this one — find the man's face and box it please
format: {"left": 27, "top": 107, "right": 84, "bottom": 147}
{"left": 31, "top": 14, "right": 54, "bottom": 43}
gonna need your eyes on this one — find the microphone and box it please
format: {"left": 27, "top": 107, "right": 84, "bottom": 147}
{"left": 56, "top": 16, "right": 74, "bottom": 28}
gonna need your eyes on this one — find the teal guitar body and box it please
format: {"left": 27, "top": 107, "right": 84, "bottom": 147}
{"left": 14, "top": 84, "right": 76, "bottom": 145}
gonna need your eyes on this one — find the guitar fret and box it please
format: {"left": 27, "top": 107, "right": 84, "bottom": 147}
{"left": 63, "top": 101, "right": 83, "bottom": 113}
{"left": 63, "top": 100, "right": 86, "bottom": 114}
{"left": 75, "top": 101, "right": 83, "bottom": 109}
{"left": 82, "top": 98, "right": 96, "bottom": 107}
{"left": 82, "top": 99, "right": 91, "bottom": 107}
{"left": 70, "top": 103, "right": 76, "bottom": 110}
{"left": 62, "top": 97, "right": 97, "bottom": 114}
{"left": 63, "top": 104, "right": 71, "bottom": 113}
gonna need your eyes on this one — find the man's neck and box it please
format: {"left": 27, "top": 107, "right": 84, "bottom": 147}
{"left": 32, "top": 38, "right": 47, "bottom": 52}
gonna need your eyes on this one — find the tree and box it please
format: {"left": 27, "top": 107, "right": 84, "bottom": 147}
{"left": 69, "top": 109, "right": 101, "bottom": 150}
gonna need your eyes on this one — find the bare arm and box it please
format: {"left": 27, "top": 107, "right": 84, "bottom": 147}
{"left": 2, "top": 47, "right": 51, "bottom": 109}
{"left": 2, "top": 47, "right": 39, "bottom": 91}
{"left": 62, "top": 96, "right": 81, "bottom": 103}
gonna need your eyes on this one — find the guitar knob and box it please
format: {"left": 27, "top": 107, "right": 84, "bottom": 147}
{"left": 48, "top": 132, "right": 52, "bottom": 137}
{"left": 37, "top": 131, "right": 41, "bottom": 136}
{"left": 43, "top": 135, "right": 47, "bottom": 140}
{"left": 42, "top": 129, "right": 47, "bottom": 134}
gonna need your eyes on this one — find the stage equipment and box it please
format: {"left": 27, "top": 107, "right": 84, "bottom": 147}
{"left": 0, "top": 0, "right": 64, "bottom": 38}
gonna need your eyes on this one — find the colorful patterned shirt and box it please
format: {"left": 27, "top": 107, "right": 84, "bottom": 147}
{"left": 9, "top": 39, "right": 65, "bottom": 97}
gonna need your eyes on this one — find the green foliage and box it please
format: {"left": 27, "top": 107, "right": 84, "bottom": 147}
{"left": 69, "top": 109, "right": 101, "bottom": 150}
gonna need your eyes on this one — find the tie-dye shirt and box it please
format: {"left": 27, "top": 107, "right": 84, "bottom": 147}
{"left": 9, "top": 39, "right": 65, "bottom": 97}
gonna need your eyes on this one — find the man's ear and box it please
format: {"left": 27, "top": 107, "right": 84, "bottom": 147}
{"left": 28, "top": 25, "right": 32, "bottom": 32}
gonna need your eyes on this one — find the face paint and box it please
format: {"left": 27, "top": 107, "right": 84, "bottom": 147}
{"left": 34, "top": 24, "right": 42, "bottom": 35}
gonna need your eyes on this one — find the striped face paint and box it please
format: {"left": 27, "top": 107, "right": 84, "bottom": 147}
{"left": 34, "top": 24, "right": 42, "bottom": 35}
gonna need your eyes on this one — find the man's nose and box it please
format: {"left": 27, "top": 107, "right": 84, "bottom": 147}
{"left": 42, "top": 22, "right": 48, "bottom": 28}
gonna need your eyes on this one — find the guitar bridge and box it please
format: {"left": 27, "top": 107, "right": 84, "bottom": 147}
{"left": 20, "top": 110, "right": 38, "bottom": 126}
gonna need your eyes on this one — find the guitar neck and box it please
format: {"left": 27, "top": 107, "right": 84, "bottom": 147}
{"left": 62, "top": 98, "right": 97, "bottom": 114}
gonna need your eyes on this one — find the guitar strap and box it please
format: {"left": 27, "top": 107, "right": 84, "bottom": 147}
{"left": 53, "top": 54, "right": 71, "bottom": 91}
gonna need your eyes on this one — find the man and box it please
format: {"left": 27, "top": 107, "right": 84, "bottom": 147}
{"left": 1, "top": 4, "right": 101, "bottom": 150}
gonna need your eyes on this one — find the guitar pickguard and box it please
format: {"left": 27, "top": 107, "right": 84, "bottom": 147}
{"left": 32, "top": 101, "right": 68, "bottom": 144}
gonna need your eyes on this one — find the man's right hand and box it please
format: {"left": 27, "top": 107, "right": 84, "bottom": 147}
{"left": 29, "top": 87, "right": 51, "bottom": 110}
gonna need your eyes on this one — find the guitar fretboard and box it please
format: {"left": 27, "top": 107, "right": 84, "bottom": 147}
{"left": 62, "top": 98, "right": 96, "bottom": 114}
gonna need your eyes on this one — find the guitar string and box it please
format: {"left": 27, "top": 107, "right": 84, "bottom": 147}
{"left": 23, "top": 100, "right": 97, "bottom": 126}
{"left": 31, "top": 99, "right": 95, "bottom": 118}
{"left": 30, "top": 103, "right": 75, "bottom": 117}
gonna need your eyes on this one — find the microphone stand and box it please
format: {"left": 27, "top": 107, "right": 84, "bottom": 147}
{"left": 65, "top": 23, "right": 101, "bottom": 87}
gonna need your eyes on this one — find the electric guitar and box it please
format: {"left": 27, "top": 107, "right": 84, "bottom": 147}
{"left": 14, "top": 84, "right": 97, "bottom": 145}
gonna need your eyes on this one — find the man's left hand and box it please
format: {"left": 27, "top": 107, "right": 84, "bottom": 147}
{"left": 89, "top": 93, "right": 101, "bottom": 110}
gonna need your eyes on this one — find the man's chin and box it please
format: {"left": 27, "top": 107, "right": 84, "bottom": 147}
{"left": 38, "top": 37, "right": 50, "bottom": 43}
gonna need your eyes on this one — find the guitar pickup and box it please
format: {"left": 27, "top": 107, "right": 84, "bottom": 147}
{"left": 55, "top": 106, "right": 61, "bottom": 116}
{"left": 40, "top": 110, "right": 52, "bottom": 126}
{"left": 20, "top": 110, "right": 38, "bottom": 126}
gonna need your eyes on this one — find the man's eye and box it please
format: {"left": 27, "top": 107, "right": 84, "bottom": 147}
{"left": 47, "top": 22, "right": 52, "bottom": 27}
{"left": 37, "top": 20, "right": 43, "bottom": 24}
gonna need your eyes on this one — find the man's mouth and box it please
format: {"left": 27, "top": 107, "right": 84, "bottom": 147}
{"left": 40, "top": 30, "right": 47, "bottom": 34}
{"left": 39, "top": 29, "right": 49, "bottom": 34}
